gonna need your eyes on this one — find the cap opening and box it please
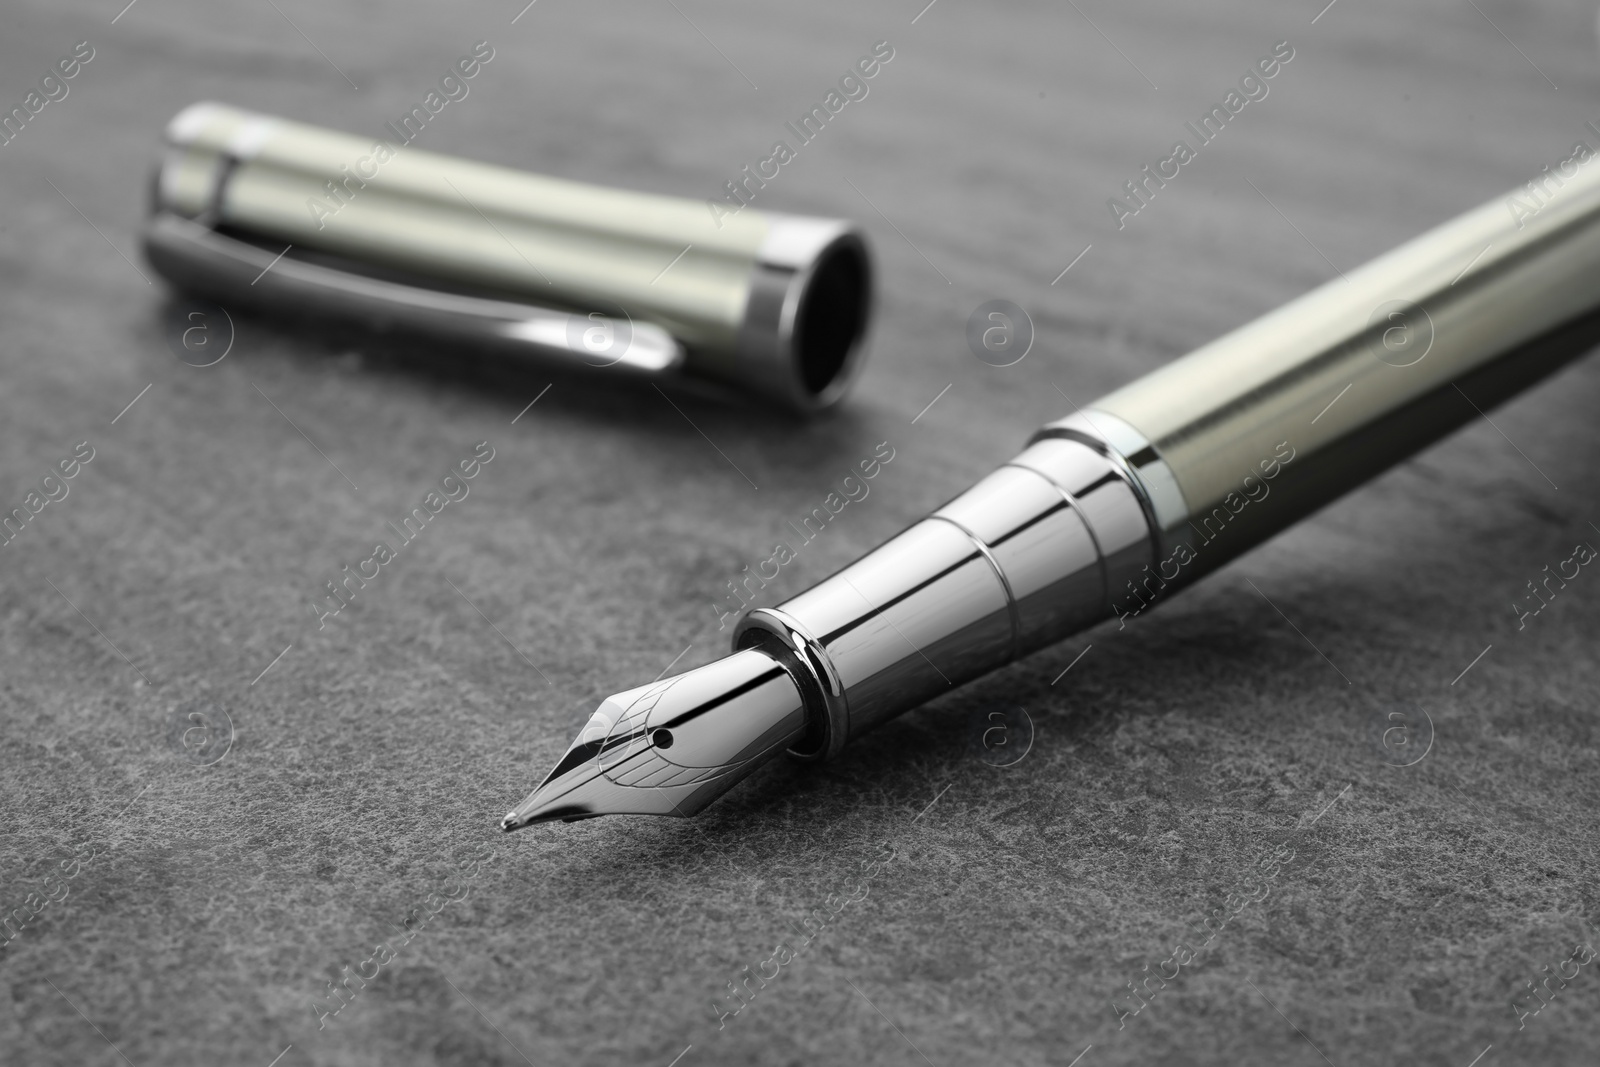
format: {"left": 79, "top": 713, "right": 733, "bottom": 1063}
{"left": 793, "top": 238, "right": 870, "bottom": 397}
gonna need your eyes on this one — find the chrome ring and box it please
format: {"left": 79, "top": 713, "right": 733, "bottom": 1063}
{"left": 732, "top": 606, "right": 850, "bottom": 761}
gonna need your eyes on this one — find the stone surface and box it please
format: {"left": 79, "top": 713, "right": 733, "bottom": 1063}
{"left": 1, "top": 1, "right": 1598, "bottom": 1065}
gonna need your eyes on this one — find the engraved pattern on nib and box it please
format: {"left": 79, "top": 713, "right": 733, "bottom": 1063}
{"left": 589, "top": 676, "right": 760, "bottom": 792}
{"left": 587, "top": 678, "right": 674, "bottom": 775}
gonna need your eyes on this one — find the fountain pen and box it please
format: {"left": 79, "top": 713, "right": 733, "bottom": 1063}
{"left": 503, "top": 149, "right": 1600, "bottom": 830}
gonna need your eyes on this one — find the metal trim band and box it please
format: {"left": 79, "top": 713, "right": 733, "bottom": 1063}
{"left": 1031, "top": 409, "right": 1193, "bottom": 560}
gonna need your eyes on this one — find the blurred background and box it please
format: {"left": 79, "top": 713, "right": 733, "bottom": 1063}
{"left": 1, "top": 1, "right": 1598, "bottom": 1065}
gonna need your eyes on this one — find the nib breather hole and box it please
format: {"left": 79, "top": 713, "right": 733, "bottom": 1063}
{"left": 652, "top": 729, "right": 674, "bottom": 750}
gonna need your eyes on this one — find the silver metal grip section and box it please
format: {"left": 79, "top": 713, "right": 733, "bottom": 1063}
{"left": 1033, "top": 409, "right": 1194, "bottom": 563}
{"left": 732, "top": 436, "right": 1158, "bottom": 759}
{"left": 987, "top": 436, "right": 1157, "bottom": 651}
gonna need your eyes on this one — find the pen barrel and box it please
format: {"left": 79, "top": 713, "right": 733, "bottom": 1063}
{"left": 734, "top": 436, "right": 1155, "bottom": 759}
{"left": 1063, "top": 150, "right": 1600, "bottom": 580}
{"left": 737, "top": 152, "right": 1600, "bottom": 757}
{"left": 148, "top": 102, "right": 872, "bottom": 412}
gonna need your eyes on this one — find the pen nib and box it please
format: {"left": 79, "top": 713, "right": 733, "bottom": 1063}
{"left": 500, "top": 647, "right": 810, "bottom": 830}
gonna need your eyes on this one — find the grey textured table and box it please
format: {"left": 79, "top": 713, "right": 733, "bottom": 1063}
{"left": 2, "top": 1, "right": 1599, "bottom": 1065}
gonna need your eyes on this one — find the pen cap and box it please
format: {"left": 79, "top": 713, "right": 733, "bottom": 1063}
{"left": 144, "top": 102, "right": 873, "bottom": 413}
